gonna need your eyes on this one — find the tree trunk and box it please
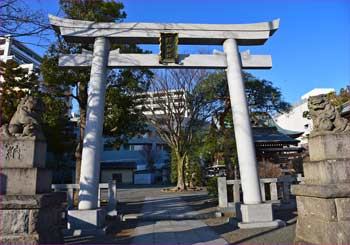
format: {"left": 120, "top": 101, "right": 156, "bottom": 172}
{"left": 234, "top": 161, "right": 240, "bottom": 180}
{"left": 175, "top": 151, "right": 186, "bottom": 191}
{"left": 223, "top": 128, "right": 235, "bottom": 179}
{"left": 74, "top": 82, "right": 87, "bottom": 184}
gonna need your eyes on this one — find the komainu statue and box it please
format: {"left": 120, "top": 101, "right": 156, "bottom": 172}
{"left": 0, "top": 96, "right": 45, "bottom": 139}
{"left": 308, "top": 94, "right": 350, "bottom": 135}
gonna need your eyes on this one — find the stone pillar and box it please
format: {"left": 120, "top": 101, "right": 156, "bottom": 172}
{"left": 0, "top": 137, "right": 65, "bottom": 244}
{"left": 292, "top": 132, "right": 350, "bottom": 244}
{"left": 223, "top": 39, "right": 283, "bottom": 229}
{"left": 108, "top": 180, "right": 118, "bottom": 216}
{"left": 78, "top": 37, "right": 110, "bottom": 210}
{"left": 223, "top": 38, "right": 261, "bottom": 205}
{"left": 218, "top": 177, "right": 228, "bottom": 208}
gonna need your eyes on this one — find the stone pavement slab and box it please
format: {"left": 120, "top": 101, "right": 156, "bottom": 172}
{"left": 132, "top": 220, "right": 228, "bottom": 244}
{"left": 131, "top": 196, "right": 228, "bottom": 244}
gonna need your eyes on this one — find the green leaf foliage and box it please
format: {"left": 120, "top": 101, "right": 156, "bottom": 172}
{"left": 191, "top": 71, "right": 290, "bottom": 178}
{"left": 41, "top": 0, "right": 153, "bottom": 171}
{"left": 0, "top": 60, "right": 75, "bottom": 157}
{"left": 60, "top": 0, "right": 126, "bottom": 22}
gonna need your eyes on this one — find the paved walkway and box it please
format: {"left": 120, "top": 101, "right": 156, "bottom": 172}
{"left": 131, "top": 196, "right": 228, "bottom": 244}
{"left": 64, "top": 187, "right": 296, "bottom": 244}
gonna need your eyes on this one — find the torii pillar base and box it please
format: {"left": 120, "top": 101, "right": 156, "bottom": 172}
{"left": 65, "top": 208, "right": 106, "bottom": 236}
{"left": 237, "top": 203, "right": 285, "bottom": 229}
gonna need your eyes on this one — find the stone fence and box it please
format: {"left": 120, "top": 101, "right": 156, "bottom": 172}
{"left": 51, "top": 181, "right": 117, "bottom": 216}
{"left": 218, "top": 175, "right": 304, "bottom": 208}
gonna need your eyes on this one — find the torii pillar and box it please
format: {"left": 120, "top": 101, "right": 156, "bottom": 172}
{"left": 49, "top": 14, "right": 284, "bottom": 232}
{"left": 78, "top": 37, "right": 110, "bottom": 210}
{"left": 224, "top": 38, "right": 283, "bottom": 228}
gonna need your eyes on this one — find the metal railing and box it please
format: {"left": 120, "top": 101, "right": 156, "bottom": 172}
{"left": 51, "top": 181, "right": 117, "bottom": 216}
{"left": 217, "top": 175, "right": 304, "bottom": 208}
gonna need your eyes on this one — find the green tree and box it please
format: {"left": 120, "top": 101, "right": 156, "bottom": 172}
{"left": 170, "top": 149, "right": 178, "bottom": 184}
{"left": 0, "top": 60, "right": 40, "bottom": 123}
{"left": 0, "top": 60, "right": 75, "bottom": 162}
{"left": 41, "top": 0, "right": 152, "bottom": 183}
{"left": 328, "top": 87, "right": 350, "bottom": 107}
{"left": 195, "top": 71, "right": 291, "bottom": 179}
{"left": 144, "top": 69, "right": 215, "bottom": 190}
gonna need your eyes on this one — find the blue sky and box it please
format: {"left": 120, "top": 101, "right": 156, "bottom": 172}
{"left": 25, "top": 0, "right": 349, "bottom": 104}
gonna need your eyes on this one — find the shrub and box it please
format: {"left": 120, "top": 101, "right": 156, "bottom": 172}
{"left": 206, "top": 176, "right": 218, "bottom": 198}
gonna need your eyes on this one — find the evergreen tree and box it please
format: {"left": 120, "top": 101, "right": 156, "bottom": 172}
{"left": 0, "top": 60, "right": 75, "bottom": 168}
{"left": 194, "top": 71, "right": 291, "bottom": 179}
{"left": 41, "top": 0, "right": 152, "bottom": 183}
{"left": 0, "top": 60, "right": 40, "bottom": 123}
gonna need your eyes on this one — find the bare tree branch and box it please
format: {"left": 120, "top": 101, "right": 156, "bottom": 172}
{"left": 143, "top": 69, "right": 216, "bottom": 190}
{"left": 0, "top": 0, "right": 54, "bottom": 46}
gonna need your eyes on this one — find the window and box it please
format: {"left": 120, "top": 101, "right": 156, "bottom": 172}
{"left": 124, "top": 144, "right": 152, "bottom": 151}
{"left": 112, "top": 173, "right": 122, "bottom": 184}
{"left": 0, "top": 50, "right": 4, "bottom": 55}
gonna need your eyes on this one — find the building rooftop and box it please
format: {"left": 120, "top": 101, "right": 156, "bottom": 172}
{"left": 301, "top": 88, "right": 335, "bottom": 100}
{"left": 100, "top": 161, "right": 137, "bottom": 169}
{"left": 253, "top": 127, "right": 299, "bottom": 145}
{"left": 251, "top": 113, "right": 303, "bottom": 138}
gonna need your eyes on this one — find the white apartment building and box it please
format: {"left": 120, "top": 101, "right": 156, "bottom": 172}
{"left": 136, "top": 89, "right": 189, "bottom": 117}
{"left": 274, "top": 88, "right": 335, "bottom": 145}
{"left": 0, "top": 36, "right": 41, "bottom": 78}
{"left": 0, "top": 35, "right": 73, "bottom": 115}
{"left": 100, "top": 89, "right": 189, "bottom": 184}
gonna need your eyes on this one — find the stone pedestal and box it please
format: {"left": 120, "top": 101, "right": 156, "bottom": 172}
{"left": 0, "top": 193, "right": 66, "bottom": 244}
{"left": 292, "top": 133, "right": 350, "bottom": 244}
{"left": 238, "top": 203, "right": 285, "bottom": 229}
{"left": 66, "top": 208, "right": 106, "bottom": 236}
{"left": 0, "top": 137, "right": 65, "bottom": 245}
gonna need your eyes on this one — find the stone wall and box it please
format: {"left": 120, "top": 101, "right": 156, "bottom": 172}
{"left": 0, "top": 137, "right": 65, "bottom": 245}
{"left": 292, "top": 132, "right": 350, "bottom": 244}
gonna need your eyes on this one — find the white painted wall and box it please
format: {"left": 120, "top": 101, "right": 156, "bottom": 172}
{"left": 274, "top": 88, "right": 335, "bottom": 145}
{"left": 100, "top": 169, "right": 134, "bottom": 184}
{"left": 134, "top": 173, "right": 155, "bottom": 184}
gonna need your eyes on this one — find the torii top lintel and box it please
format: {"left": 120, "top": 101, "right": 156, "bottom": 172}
{"left": 48, "top": 15, "right": 279, "bottom": 46}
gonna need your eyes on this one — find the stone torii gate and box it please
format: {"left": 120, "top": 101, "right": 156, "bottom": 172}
{"left": 49, "top": 14, "right": 283, "bottom": 230}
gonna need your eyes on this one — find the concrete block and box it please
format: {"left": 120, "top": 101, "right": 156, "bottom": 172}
{"left": 0, "top": 209, "right": 30, "bottom": 235}
{"left": 0, "top": 192, "right": 66, "bottom": 209}
{"left": 217, "top": 177, "right": 228, "bottom": 208}
{"left": 335, "top": 198, "right": 350, "bottom": 221}
{"left": 0, "top": 198, "right": 64, "bottom": 244}
{"left": 291, "top": 183, "right": 350, "bottom": 198}
{"left": 68, "top": 208, "right": 106, "bottom": 230}
{"left": 28, "top": 207, "right": 62, "bottom": 233}
{"left": 296, "top": 196, "right": 337, "bottom": 221}
{"left": 0, "top": 234, "right": 39, "bottom": 245}
{"left": 303, "top": 159, "right": 350, "bottom": 185}
{"left": 309, "top": 133, "right": 350, "bottom": 161}
{"left": 295, "top": 216, "right": 350, "bottom": 244}
{"left": 240, "top": 203, "right": 273, "bottom": 223}
{"left": 0, "top": 168, "right": 52, "bottom": 195}
{"left": 238, "top": 219, "right": 285, "bottom": 229}
{"left": 0, "top": 138, "right": 46, "bottom": 168}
